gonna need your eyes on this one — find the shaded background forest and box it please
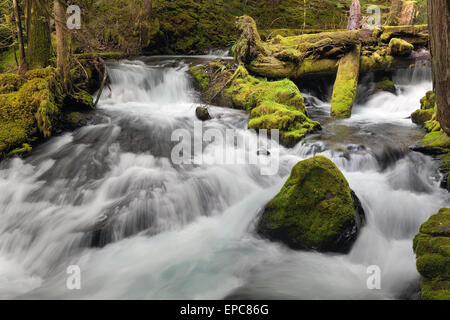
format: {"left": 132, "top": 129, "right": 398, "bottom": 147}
{"left": 1, "top": 0, "right": 428, "bottom": 68}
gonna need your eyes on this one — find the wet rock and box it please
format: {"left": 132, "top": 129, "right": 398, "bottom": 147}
{"left": 257, "top": 149, "right": 270, "bottom": 156}
{"left": 257, "top": 155, "right": 365, "bottom": 253}
{"left": 195, "top": 106, "right": 211, "bottom": 121}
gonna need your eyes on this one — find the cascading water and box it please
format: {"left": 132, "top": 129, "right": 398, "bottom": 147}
{"left": 0, "top": 56, "right": 448, "bottom": 299}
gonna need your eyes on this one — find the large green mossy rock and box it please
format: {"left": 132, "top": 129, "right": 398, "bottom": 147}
{"left": 258, "top": 156, "right": 365, "bottom": 252}
{"left": 413, "top": 208, "right": 450, "bottom": 300}
{"left": 190, "top": 61, "right": 321, "bottom": 147}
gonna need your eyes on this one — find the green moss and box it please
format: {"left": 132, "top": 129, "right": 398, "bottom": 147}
{"left": 421, "top": 277, "right": 450, "bottom": 300}
{"left": 190, "top": 65, "right": 209, "bottom": 92}
{"left": 0, "top": 68, "right": 63, "bottom": 156}
{"left": 225, "top": 76, "right": 305, "bottom": 112}
{"left": 388, "top": 38, "right": 414, "bottom": 57}
{"left": 420, "top": 130, "right": 450, "bottom": 154}
{"left": 330, "top": 46, "right": 361, "bottom": 118}
{"left": 248, "top": 100, "right": 320, "bottom": 146}
{"left": 65, "top": 90, "right": 94, "bottom": 111}
{"left": 191, "top": 60, "right": 319, "bottom": 146}
{"left": 414, "top": 208, "right": 450, "bottom": 300}
{"left": 412, "top": 109, "right": 435, "bottom": 126}
{"left": 420, "top": 91, "right": 436, "bottom": 110}
{"left": 6, "top": 143, "right": 32, "bottom": 157}
{"left": 0, "top": 73, "right": 24, "bottom": 94}
{"left": 374, "top": 79, "right": 396, "bottom": 94}
{"left": 259, "top": 156, "right": 363, "bottom": 252}
{"left": 416, "top": 254, "right": 450, "bottom": 279}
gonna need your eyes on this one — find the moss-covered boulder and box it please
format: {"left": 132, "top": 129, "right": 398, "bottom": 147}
{"left": 420, "top": 91, "right": 436, "bottom": 110}
{"left": 413, "top": 208, "right": 450, "bottom": 300}
{"left": 190, "top": 61, "right": 320, "bottom": 146}
{"left": 412, "top": 109, "right": 435, "bottom": 126}
{"left": 258, "top": 156, "right": 365, "bottom": 252}
{"left": 388, "top": 38, "right": 414, "bottom": 57}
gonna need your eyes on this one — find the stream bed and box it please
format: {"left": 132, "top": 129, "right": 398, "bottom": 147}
{"left": 0, "top": 55, "right": 448, "bottom": 299}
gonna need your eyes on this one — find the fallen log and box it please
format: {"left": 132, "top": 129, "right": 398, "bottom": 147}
{"left": 235, "top": 16, "right": 428, "bottom": 81}
{"left": 331, "top": 45, "right": 361, "bottom": 118}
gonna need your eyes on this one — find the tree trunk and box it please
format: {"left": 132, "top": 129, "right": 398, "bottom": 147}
{"left": 140, "top": 0, "right": 152, "bottom": 48}
{"left": 330, "top": 0, "right": 362, "bottom": 118}
{"left": 399, "top": 2, "right": 416, "bottom": 25}
{"left": 347, "top": 0, "right": 361, "bottom": 30}
{"left": 427, "top": 0, "right": 450, "bottom": 135}
{"left": 386, "top": 0, "right": 403, "bottom": 26}
{"left": 12, "top": 0, "right": 28, "bottom": 75}
{"left": 27, "top": 0, "right": 51, "bottom": 69}
{"left": 54, "top": 0, "right": 70, "bottom": 90}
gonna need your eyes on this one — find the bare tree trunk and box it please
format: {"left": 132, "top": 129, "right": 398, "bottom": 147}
{"left": 54, "top": 0, "right": 70, "bottom": 90}
{"left": 12, "top": 0, "right": 28, "bottom": 75}
{"left": 347, "top": 0, "right": 361, "bottom": 30}
{"left": 386, "top": 0, "right": 403, "bottom": 26}
{"left": 427, "top": 0, "right": 450, "bottom": 135}
{"left": 399, "top": 2, "right": 416, "bottom": 25}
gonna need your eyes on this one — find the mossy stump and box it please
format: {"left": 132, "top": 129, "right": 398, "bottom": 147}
{"left": 258, "top": 156, "right": 365, "bottom": 252}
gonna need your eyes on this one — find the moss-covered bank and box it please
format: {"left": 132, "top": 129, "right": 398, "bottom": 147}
{"left": 413, "top": 208, "right": 450, "bottom": 300}
{"left": 0, "top": 68, "right": 93, "bottom": 158}
{"left": 411, "top": 91, "right": 450, "bottom": 191}
{"left": 258, "top": 156, "right": 365, "bottom": 252}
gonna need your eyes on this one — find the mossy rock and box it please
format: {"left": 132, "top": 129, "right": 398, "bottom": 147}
{"left": 258, "top": 156, "right": 365, "bottom": 252}
{"left": 413, "top": 208, "right": 450, "bottom": 300}
{"left": 388, "top": 38, "right": 414, "bottom": 57}
{"left": 411, "top": 109, "right": 435, "bottom": 126}
{"left": 418, "top": 130, "right": 450, "bottom": 155}
{"left": 0, "top": 73, "right": 24, "bottom": 94}
{"left": 374, "top": 79, "right": 396, "bottom": 94}
{"left": 64, "top": 89, "right": 94, "bottom": 111}
{"left": 420, "top": 91, "right": 436, "bottom": 110}
{"left": 191, "top": 62, "right": 320, "bottom": 147}
{"left": 248, "top": 100, "right": 320, "bottom": 147}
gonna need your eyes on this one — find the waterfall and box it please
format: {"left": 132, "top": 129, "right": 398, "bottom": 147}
{"left": 0, "top": 57, "right": 447, "bottom": 299}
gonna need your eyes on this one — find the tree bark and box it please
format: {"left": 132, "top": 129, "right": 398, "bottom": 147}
{"left": 140, "top": 0, "right": 152, "bottom": 48}
{"left": 12, "top": 0, "right": 28, "bottom": 75}
{"left": 347, "top": 0, "right": 361, "bottom": 30}
{"left": 427, "top": 0, "right": 450, "bottom": 135}
{"left": 27, "top": 0, "right": 51, "bottom": 69}
{"left": 399, "top": 2, "right": 416, "bottom": 25}
{"left": 54, "top": 0, "right": 70, "bottom": 90}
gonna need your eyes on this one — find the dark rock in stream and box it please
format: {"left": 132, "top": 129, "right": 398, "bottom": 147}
{"left": 196, "top": 106, "right": 212, "bottom": 121}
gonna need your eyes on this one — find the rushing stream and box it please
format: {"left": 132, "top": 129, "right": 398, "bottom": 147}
{"left": 0, "top": 54, "right": 448, "bottom": 299}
